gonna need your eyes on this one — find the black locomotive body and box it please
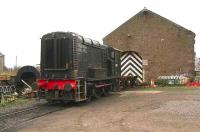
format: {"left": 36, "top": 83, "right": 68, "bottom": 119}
{"left": 38, "top": 32, "right": 121, "bottom": 103}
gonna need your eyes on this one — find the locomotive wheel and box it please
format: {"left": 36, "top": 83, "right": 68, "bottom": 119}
{"left": 84, "top": 88, "right": 92, "bottom": 103}
{"left": 86, "top": 96, "right": 92, "bottom": 103}
{"left": 92, "top": 88, "right": 102, "bottom": 99}
{"left": 102, "top": 87, "right": 110, "bottom": 96}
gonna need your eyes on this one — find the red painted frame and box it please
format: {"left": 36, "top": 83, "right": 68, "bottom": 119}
{"left": 37, "top": 79, "right": 77, "bottom": 90}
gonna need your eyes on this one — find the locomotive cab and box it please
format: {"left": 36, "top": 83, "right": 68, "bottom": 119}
{"left": 38, "top": 32, "right": 77, "bottom": 102}
{"left": 40, "top": 32, "right": 73, "bottom": 79}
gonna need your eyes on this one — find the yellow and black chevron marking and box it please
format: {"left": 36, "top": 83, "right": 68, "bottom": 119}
{"left": 121, "top": 52, "right": 143, "bottom": 83}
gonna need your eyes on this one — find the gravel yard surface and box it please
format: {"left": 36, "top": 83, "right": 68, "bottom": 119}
{"left": 153, "top": 100, "right": 200, "bottom": 117}
{"left": 13, "top": 87, "right": 200, "bottom": 132}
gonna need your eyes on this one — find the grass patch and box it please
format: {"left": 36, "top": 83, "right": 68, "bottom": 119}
{"left": 0, "top": 98, "right": 33, "bottom": 108}
{"left": 137, "top": 86, "right": 199, "bottom": 92}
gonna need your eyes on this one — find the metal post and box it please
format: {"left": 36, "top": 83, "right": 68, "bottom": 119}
{"left": 84, "top": 80, "right": 87, "bottom": 99}
{"left": 78, "top": 80, "right": 80, "bottom": 100}
{"left": 21, "top": 80, "right": 32, "bottom": 90}
{"left": 1, "top": 93, "right": 5, "bottom": 105}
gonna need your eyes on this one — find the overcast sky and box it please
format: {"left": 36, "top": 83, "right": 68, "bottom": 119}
{"left": 0, "top": 0, "right": 199, "bottom": 68}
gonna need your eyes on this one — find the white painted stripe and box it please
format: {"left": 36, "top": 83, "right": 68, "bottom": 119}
{"left": 121, "top": 60, "right": 143, "bottom": 73}
{"left": 132, "top": 53, "right": 142, "bottom": 62}
{"left": 120, "top": 52, "right": 143, "bottom": 83}
{"left": 121, "top": 61, "right": 142, "bottom": 77}
{"left": 121, "top": 55, "right": 143, "bottom": 68}
{"left": 136, "top": 77, "right": 143, "bottom": 83}
{"left": 123, "top": 70, "right": 143, "bottom": 83}
{"left": 133, "top": 54, "right": 143, "bottom": 66}
{"left": 121, "top": 66, "right": 143, "bottom": 78}
{"left": 121, "top": 53, "right": 128, "bottom": 60}
{"left": 121, "top": 55, "right": 142, "bottom": 67}
{"left": 123, "top": 70, "right": 143, "bottom": 80}
{"left": 121, "top": 64, "right": 142, "bottom": 76}
{"left": 120, "top": 53, "right": 128, "bottom": 60}
{"left": 121, "top": 68, "right": 143, "bottom": 79}
{"left": 121, "top": 54, "right": 131, "bottom": 65}
{"left": 124, "top": 70, "right": 136, "bottom": 76}
{"left": 122, "top": 52, "right": 142, "bottom": 63}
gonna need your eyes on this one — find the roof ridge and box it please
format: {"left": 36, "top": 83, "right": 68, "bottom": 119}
{"left": 0, "top": 52, "right": 4, "bottom": 56}
{"left": 103, "top": 8, "right": 195, "bottom": 40}
{"left": 144, "top": 9, "right": 194, "bottom": 34}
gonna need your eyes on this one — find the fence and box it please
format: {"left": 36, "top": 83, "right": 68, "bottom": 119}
{"left": 0, "top": 85, "right": 16, "bottom": 105}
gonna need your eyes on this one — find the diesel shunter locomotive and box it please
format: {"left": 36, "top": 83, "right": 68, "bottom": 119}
{"left": 37, "top": 32, "right": 121, "bottom": 103}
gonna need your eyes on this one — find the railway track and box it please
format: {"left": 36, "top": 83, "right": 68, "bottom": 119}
{"left": 0, "top": 102, "right": 66, "bottom": 132}
{"left": 0, "top": 106, "right": 40, "bottom": 119}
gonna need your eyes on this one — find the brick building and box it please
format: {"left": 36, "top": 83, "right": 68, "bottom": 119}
{"left": 0, "top": 52, "right": 5, "bottom": 73}
{"left": 103, "top": 8, "right": 195, "bottom": 82}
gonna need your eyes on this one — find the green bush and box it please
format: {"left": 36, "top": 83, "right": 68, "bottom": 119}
{"left": 155, "top": 79, "right": 185, "bottom": 87}
{"left": 155, "top": 79, "right": 169, "bottom": 86}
